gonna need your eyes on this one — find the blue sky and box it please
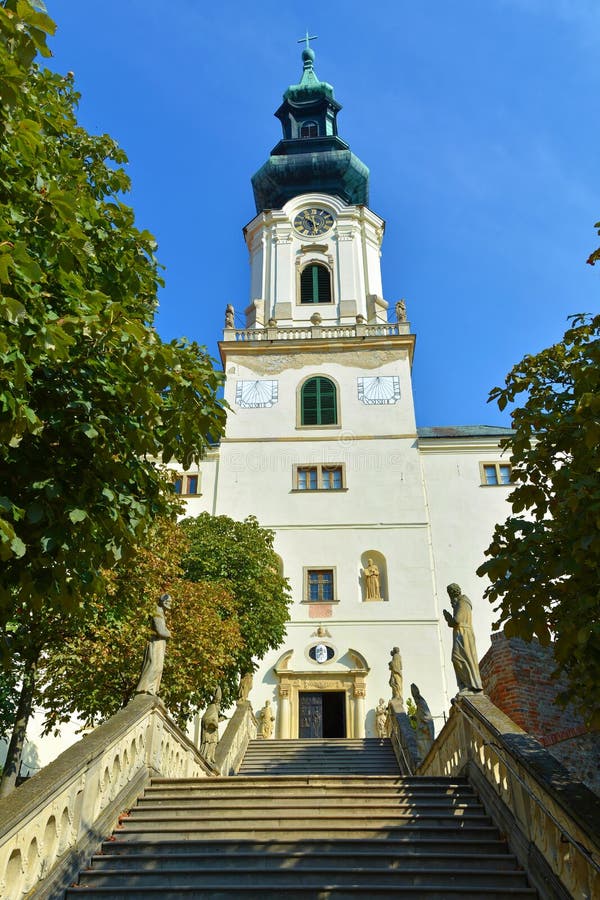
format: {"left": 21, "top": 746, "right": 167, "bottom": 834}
{"left": 46, "top": 0, "right": 599, "bottom": 426}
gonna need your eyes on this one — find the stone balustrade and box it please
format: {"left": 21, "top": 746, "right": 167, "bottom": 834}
{"left": 214, "top": 700, "right": 258, "bottom": 775}
{"left": 223, "top": 322, "right": 410, "bottom": 342}
{"left": 386, "top": 698, "right": 418, "bottom": 774}
{"left": 419, "top": 692, "right": 600, "bottom": 900}
{"left": 0, "top": 694, "right": 214, "bottom": 900}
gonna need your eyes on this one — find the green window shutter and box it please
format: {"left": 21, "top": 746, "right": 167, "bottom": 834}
{"left": 300, "top": 264, "right": 331, "bottom": 304}
{"left": 301, "top": 377, "right": 337, "bottom": 425}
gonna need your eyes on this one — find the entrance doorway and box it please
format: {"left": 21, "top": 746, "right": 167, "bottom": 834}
{"left": 299, "top": 691, "right": 346, "bottom": 738}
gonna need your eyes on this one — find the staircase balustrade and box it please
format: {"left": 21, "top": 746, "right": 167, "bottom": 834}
{"left": 418, "top": 692, "right": 600, "bottom": 900}
{"left": 214, "top": 700, "right": 257, "bottom": 775}
{"left": 0, "top": 693, "right": 214, "bottom": 900}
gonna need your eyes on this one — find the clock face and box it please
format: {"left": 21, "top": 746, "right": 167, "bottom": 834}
{"left": 235, "top": 380, "right": 278, "bottom": 409}
{"left": 293, "top": 208, "right": 335, "bottom": 237}
{"left": 357, "top": 376, "right": 401, "bottom": 405}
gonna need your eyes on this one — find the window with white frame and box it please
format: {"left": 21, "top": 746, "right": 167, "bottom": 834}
{"left": 480, "top": 462, "right": 512, "bottom": 486}
{"left": 294, "top": 464, "right": 345, "bottom": 491}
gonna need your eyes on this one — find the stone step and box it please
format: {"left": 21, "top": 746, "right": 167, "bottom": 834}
{"left": 100, "top": 837, "right": 513, "bottom": 857}
{"left": 119, "top": 809, "right": 492, "bottom": 829}
{"left": 130, "top": 801, "right": 487, "bottom": 817}
{"left": 74, "top": 867, "right": 532, "bottom": 890}
{"left": 149, "top": 776, "right": 470, "bottom": 788}
{"left": 90, "top": 850, "right": 518, "bottom": 872}
{"left": 113, "top": 823, "right": 501, "bottom": 841}
{"left": 136, "top": 796, "right": 482, "bottom": 811}
{"left": 65, "top": 888, "right": 537, "bottom": 899}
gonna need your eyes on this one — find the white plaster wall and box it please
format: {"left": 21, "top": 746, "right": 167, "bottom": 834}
{"left": 419, "top": 439, "right": 514, "bottom": 683}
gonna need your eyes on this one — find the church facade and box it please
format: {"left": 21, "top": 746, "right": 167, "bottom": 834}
{"left": 176, "top": 45, "right": 514, "bottom": 739}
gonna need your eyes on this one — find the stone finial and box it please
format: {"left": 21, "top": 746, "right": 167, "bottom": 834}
{"left": 267, "top": 317, "right": 278, "bottom": 327}
{"left": 134, "top": 593, "right": 172, "bottom": 697}
{"left": 225, "top": 304, "right": 235, "bottom": 328}
{"left": 356, "top": 314, "right": 366, "bottom": 324}
{"left": 310, "top": 311, "right": 322, "bottom": 325}
{"left": 443, "top": 583, "right": 484, "bottom": 694}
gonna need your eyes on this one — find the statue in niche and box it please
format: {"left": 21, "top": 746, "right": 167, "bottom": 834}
{"left": 200, "top": 687, "right": 224, "bottom": 763}
{"left": 259, "top": 699, "right": 275, "bottom": 739}
{"left": 395, "top": 299, "right": 407, "bottom": 322}
{"left": 363, "top": 558, "right": 382, "bottom": 601}
{"left": 443, "top": 583, "right": 484, "bottom": 694}
{"left": 225, "top": 304, "right": 235, "bottom": 328}
{"left": 388, "top": 646, "right": 404, "bottom": 704}
{"left": 134, "top": 593, "right": 172, "bottom": 696}
{"left": 237, "top": 670, "right": 253, "bottom": 704}
{"left": 375, "top": 698, "right": 388, "bottom": 738}
{"left": 411, "top": 683, "right": 434, "bottom": 760}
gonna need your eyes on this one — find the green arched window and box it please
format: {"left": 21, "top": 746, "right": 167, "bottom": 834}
{"left": 301, "top": 377, "right": 337, "bottom": 426}
{"left": 300, "top": 263, "right": 332, "bottom": 304}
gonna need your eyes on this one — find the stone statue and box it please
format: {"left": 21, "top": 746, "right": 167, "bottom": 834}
{"left": 134, "top": 593, "right": 172, "bottom": 696}
{"left": 388, "top": 646, "right": 403, "bottom": 703}
{"left": 225, "top": 304, "right": 235, "bottom": 328}
{"left": 200, "top": 687, "right": 223, "bottom": 764}
{"left": 395, "top": 299, "right": 407, "bottom": 322}
{"left": 237, "top": 670, "right": 253, "bottom": 703}
{"left": 363, "top": 559, "right": 381, "bottom": 601}
{"left": 443, "top": 583, "right": 483, "bottom": 694}
{"left": 375, "top": 698, "right": 388, "bottom": 738}
{"left": 411, "top": 683, "right": 434, "bottom": 760}
{"left": 259, "top": 699, "right": 275, "bottom": 739}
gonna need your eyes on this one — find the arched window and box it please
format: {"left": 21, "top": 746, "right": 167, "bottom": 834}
{"left": 300, "top": 121, "right": 318, "bottom": 138}
{"left": 300, "top": 264, "right": 332, "bottom": 304}
{"left": 301, "top": 376, "right": 337, "bottom": 426}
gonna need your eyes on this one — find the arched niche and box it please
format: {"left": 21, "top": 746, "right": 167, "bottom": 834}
{"left": 360, "top": 550, "right": 388, "bottom": 602}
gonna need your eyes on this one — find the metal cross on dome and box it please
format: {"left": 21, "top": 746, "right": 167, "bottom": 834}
{"left": 297, "top": 30, "right": 318, "bottom": 50}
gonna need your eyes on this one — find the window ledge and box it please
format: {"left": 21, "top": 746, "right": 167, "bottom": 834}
{"left": 300, "top": 599, "right": 340, "bottom": 605}
{"left": 291, "top": 488, "right": 348, "bottom": 493}
{"left": 296, "top": 424, "right": 342, "bottom": 431}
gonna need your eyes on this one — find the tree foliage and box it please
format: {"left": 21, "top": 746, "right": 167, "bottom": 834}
{"left": 180, "top": 513, "right": 292, "bottom": 704}
{"left": 477, "top": 313, "right": 600, "bottom": 726}
{"left": 0, "top": 0, "right": 226, "bottom": 620}
{"left": 37, "top": 519, "right": 243, "bottom": 729}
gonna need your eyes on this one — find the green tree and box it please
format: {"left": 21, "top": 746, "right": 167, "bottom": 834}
{"left": 0, "top": 0, "right": 226, "bottom": 617}
{"left": 0, "top": 1, "right": 226, "bottom": 792}
{"left": 477, "top": 313, "right": 600, "bottom": 727}
{"left": 37, "top": 518, "right": 243, "bottom": 731}
{"left": 180, "top": 513, "right": 292, "bottom": 704}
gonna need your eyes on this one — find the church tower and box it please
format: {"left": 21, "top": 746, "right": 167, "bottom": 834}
{"left": 214, "top": 41, "right": 453, "bottom": 739}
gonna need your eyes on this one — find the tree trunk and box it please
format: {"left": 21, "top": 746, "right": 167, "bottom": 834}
{"left": 0, "top": 658, "right": 37, "bottom": 797}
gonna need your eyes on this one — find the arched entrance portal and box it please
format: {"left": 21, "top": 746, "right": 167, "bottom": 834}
{"left": 274, "top": 649, "right": 369, "bottom": 739}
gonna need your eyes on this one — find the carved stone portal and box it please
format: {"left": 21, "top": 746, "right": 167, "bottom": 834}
{"left": 273, "top": 648, "right": 369, "bottom": 739}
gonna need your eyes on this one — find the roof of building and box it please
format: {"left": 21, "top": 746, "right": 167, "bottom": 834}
{"left": 417, "top": 425, "right": 516, "bottom": 438}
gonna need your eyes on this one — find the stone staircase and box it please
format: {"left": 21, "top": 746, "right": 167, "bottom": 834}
{"left": 239, "top": 738, "right": 400, "bottom": 775}
{"left": 65, "top": 738, "right": 536, "bottom": 898}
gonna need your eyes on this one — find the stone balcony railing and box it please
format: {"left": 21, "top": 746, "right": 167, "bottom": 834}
{"left": 419, "top": 692, "right": 600, "bottom": 900}
{"left": 223, "top": 321, "right": 411, "bottom": 342}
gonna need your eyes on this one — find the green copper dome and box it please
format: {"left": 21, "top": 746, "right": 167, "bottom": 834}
{"left": 251, "top": 45, "right": 369, "bottom": 213}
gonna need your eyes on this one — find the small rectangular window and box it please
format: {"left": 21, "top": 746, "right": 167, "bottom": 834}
{"left": 173, "top": 473, "right": 201, "bottom": 495}
{"left": 481, "top": 462, "right": 512, "bottom": 486}
{"left": 294, "top": 464, "right": 345, "bottom": 491}
{"left": 307, "top": 569, "right": 334, "bottom": 602}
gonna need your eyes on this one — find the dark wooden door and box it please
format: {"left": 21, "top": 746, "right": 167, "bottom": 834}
{"left": 299, "top": 692, "right": 323, "bottom": 738}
